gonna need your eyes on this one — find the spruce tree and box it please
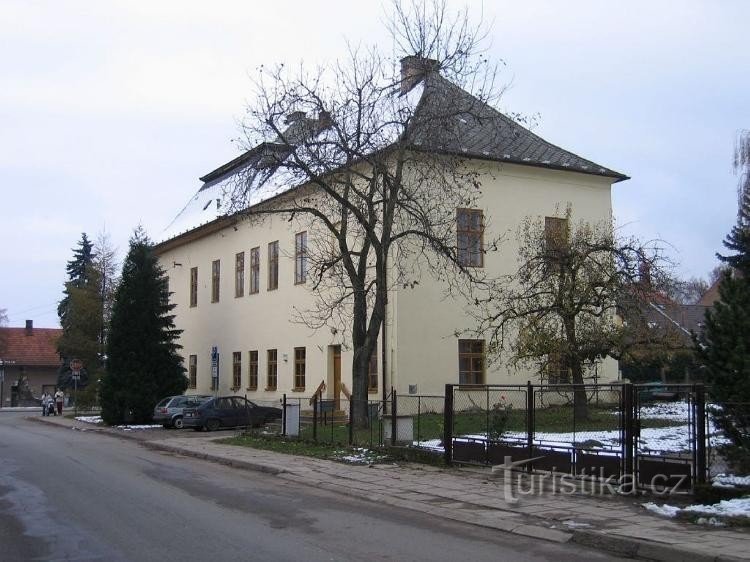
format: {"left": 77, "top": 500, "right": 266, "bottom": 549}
{"left": 100, "top": 227, "right": 186, "bottom": 425}
{"left": 57, "top": 233, "right": 98, "bottom": 390}
{"left": 697, "top": 132, "right": 750, "bottom": 463}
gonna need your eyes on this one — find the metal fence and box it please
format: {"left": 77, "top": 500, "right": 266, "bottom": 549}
{"left": 443, "top": 382, "right": 709, "bottom": 492}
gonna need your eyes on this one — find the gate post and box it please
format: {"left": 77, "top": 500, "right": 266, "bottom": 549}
{"left": 391, "top": 389, "right": 398, "bottom": 445}
{"left": 312, "top": 394, "right": 318, "bottom": 442}
{"left": 623, "top": 383, "right": 635, "bottom": 484}
{"left": 526, "top": 381, "right": 535, "bottom": 473}
{"left": 282, "top": 393, "right": 287, "bottom": 436}
{"left": 695, "top": 384, "right": 707, "bottom": 485}
{"left": 444, "top": 384, "right": 454, "bottom": 466}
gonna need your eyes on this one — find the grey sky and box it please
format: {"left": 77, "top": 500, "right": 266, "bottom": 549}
{"left": 1, "top": 0, "right": 748, "bottom": 328}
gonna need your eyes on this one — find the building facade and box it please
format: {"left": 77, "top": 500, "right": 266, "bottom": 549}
{"left": 155, "top": 60, "right": 626, "bottom": 402}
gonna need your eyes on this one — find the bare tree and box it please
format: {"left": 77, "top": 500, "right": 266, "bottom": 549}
{"left": 210, "top": 1, "right": 506, "bottom": 424}
{"left": 473, "top": 208, "right": 676, "bottom": 421}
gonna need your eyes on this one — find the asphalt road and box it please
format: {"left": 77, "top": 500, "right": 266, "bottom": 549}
{"left": 0, "top": 412, "right": 627, "bottom": 562}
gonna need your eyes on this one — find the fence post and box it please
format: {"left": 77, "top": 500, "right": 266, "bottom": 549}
{"left": 695, "top": 384, "right": 707, "bottom": 485}
{"left": 391, "top": 389, "right": 398, "bottom": 445}
{"left": 349, "top": 398, "right": 354, "bottom": 446}
{"left": 444, "top": 384, "right": 454, "bottom": 465}
{"left": 312, "top": 394, "right": 318, "bottom": 442}
{"left": 623, "top": 383, "right": 634, "bottom": 483}
{"left": 526, "top": 381, "right": 534, "bottom": 473}
{"left": 282, "top": 393, "right": 287, "bottom": 436}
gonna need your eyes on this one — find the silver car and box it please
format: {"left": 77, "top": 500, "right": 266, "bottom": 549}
{"left": 153, "top": 395, "right": 212, "bottom": 429}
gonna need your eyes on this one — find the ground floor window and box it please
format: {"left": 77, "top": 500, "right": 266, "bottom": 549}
{"left": 458, "top": 339, "right": 485, "bottom": 385}
{"left": 248, "top": 350, "right": 258, "bottom": 390}
{"left": 368, "top": 347, "right": 378, "bottom": 393}
{"left": 294, "top": 347, "right": 306, "bottom": 390}
{"left": 188, "top": 355, "right": 197, "bottom": 389}
{"left": 232, "top": 352, "right": 242, "bottom": 390}
{"left": 267, "top": 349, "right": 277, "bottom": 390}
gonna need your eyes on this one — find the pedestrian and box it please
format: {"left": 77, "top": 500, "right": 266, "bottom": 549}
{"left": 41, "top": 392, "right": 51, "bottom": 416}
{"left": 54, "top": 388, "right": 64, "bottom": 416}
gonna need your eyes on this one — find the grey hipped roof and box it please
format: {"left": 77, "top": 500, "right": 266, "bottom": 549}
{"left": 406, "top": 73, "right": 627, "bottom": 181}
{"left": 199, "top": 72, "right": 627, "bottom": 188}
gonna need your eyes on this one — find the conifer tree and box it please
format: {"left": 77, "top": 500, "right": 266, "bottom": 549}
{"left": 100, "top": 227, "right": 186, "bottom": 424}
{"left": 57, "top": 233, "right": 98, "bottom": 390}
{"left": 697, "top": 131, "right": 750, "bottom": 462}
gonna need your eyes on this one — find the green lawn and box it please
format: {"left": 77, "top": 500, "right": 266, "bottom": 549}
{"left": 218, "top": 433, "right": 389, "bottom": 464}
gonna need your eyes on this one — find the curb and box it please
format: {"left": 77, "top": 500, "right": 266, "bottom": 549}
{"left": 141, "top": 441, "right": 287, "bottom": 475}
{"left": 569, "top": 529, "right": 747, "bottom": 562}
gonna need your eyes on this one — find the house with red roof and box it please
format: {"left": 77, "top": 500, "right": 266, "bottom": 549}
{"left": 0, "top": 320, "right": 62, "bottom": 407}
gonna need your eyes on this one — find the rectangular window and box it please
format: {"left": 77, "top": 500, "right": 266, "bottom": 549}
{"left": 249, "top": 247, "right": 260, "bottom": 294}
{"left": 211, "top": 259, "right": 220, "bottom": 302}
{"left": 268, "top": 241, "right": 279, "bottom": 290}
{"left": 545, "top": 217, "right": 569, "bottom": 258}
{"left": 458, "top": 339, "right": 485, "bottom": 384}
{"left": 547, "top": 352, "right": 570, "bottom": 384}
{"left": 232, "top": 351, "right": 242, "bottom": 390}
{"left": 235, "top": 252, "right": 245, "bottom": 298}
{"left": 295, "top": 231, "right": 307, "bottom": 284}
{"left": 248, "top": 350, "right": 258, "bottom": 390}
{"left": 368, "top": 347, "right": 378, "bottom": 393}
{"left": 189, "top": 267, "right": 198, "bottom": 307}
{"left": 266, "top": 349, "right": 277, "bottom": 390}
{"left": 457, "top": 209, "right": 484, "bottom": 267}
{"left": 188, "top": 355, "right": 197, "bottom": 389}
{"left": 294, "top": 347, "right": 306, "bottom": 390}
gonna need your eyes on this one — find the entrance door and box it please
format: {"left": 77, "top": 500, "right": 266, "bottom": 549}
{"left": 333, "top": 346, "right": 341, "bottom": 411}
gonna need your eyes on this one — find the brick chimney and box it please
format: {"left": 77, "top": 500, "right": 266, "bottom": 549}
{"left": 25, "top": 319, "right": 33, "bottom": 335}
{"left": 400, "top": 55, "right": 440, "bottom": 94}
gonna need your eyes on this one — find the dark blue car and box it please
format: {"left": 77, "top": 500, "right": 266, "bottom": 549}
{"left": 182, "top": 396, "right": 282, "bottom": 431}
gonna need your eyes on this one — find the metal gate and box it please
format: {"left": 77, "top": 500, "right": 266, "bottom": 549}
{"left": 444, "top": 382, "right": 708, "bottom": 491}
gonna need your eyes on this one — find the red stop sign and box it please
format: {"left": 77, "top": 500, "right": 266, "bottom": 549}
{"left": 70, "top": 358, "right": 83, "bottom": 372}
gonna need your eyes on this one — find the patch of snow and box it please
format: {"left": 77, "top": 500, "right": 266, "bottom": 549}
{"left": 115, "top": 424, "right": 162, "bottom": 431}
{"left": 645, "top": 497, "right": 750, "bottom": 520}
{"left": 75, "top": 416, "right": 103, "bottom": 424}
{"left": 683, "top": 497, "right": 750, "bottom": 518}
{"left": 713, "top": 474, "right": 750, "bottom": 488}
{"left": 695, "top": 517, "right": 726, "bottom": 526}
{"left": 334, "top": 447, "right": 388, "bottom": 465}
{"left": 643, "top": 502, "right": 681, "bottom": 518}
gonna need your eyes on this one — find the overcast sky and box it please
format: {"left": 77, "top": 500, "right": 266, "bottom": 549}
{"left": 1, "top": 0, "right": 748, "bottom": 328}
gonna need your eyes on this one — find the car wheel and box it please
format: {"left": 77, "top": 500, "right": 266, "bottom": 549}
{"left": 172, "top": 416, "right": 184, "bottom": 429}
{"left": 205, "top": 418, "right": 220, "bottom": 432}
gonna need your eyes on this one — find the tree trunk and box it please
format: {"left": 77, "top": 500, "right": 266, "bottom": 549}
{"left": 571, "top": 360, "right": 589, "bottom": 423}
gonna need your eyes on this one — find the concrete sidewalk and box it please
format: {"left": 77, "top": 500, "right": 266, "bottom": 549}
{"left": 30, "top": 414, "right": 750, "bottom": 561}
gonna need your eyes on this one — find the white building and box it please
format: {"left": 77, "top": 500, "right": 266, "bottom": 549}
{"left": 154, "top": 58, "right": 627, "bottom": 403}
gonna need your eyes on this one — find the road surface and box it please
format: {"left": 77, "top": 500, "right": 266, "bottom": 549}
{"left": 0, "top": 412, "right": 626, "bottom": 561}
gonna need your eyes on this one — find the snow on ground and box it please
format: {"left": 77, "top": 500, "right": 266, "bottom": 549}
{"left": 74, "top": 416, "right": 161, "bottom": 431}
{"left": 643, "top": 502, "right": 682, "bottom": 518}
{"left": 75, "top": 416, "right": 103, "bottom": 424}
{"left": 644, "top": 497, "right": 750, "bottom": 520}
{"left": 713, "top": 474, "right": 750, "bottom": 488}
{"left": 333, "top": 447, "right": 389, "bottom": 465}
{"left": 414, "top": 400, "right": 729, "bottom": 454}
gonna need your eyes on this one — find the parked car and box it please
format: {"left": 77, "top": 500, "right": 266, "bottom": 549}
{"left": 153, "top": 395, "right": 212, "bottom": 429}
{"left": 182, "top": 396, "right": 282, "bottom": 431}
{"left": 638, "top": 382, "right": 679, "bottom": 402}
